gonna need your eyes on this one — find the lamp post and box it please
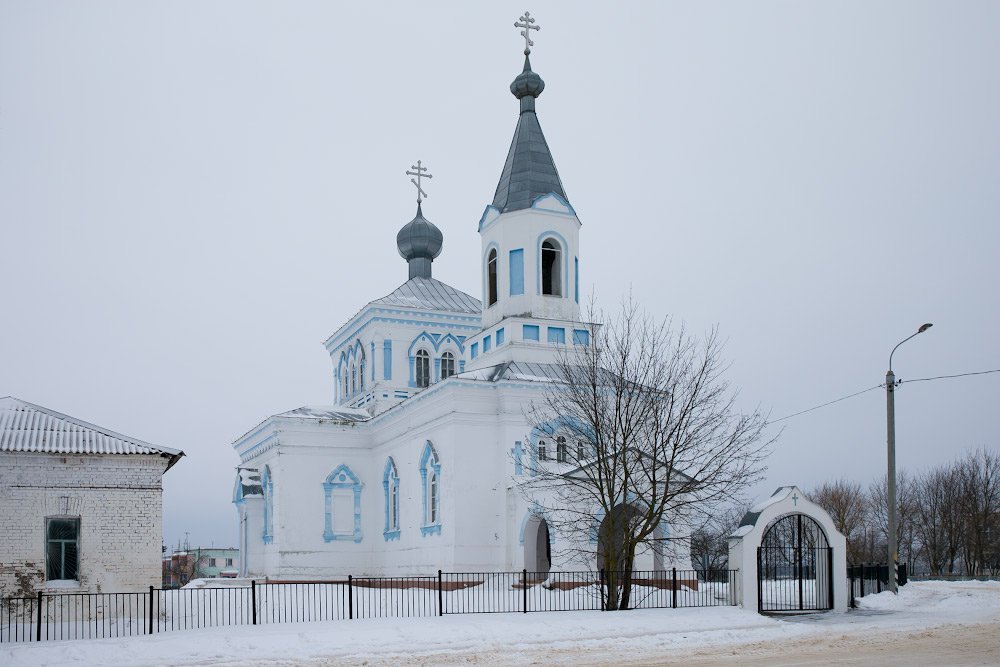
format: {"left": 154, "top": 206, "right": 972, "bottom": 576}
{"left": 886, "top": 322, "right": 932, "bottom": 593}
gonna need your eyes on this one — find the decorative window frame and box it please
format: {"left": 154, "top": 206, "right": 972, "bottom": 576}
{"left": 323, "top": 464, "right": 363, "bottom": 543}
{"left": 383, "top": 457, "right": 401, "bottom": 541}
{"left": 537, "top": 232, "right": 569, "bottom": 298}
{"left": 262, "top": 465, "right": 274, "bottom": 544}
{"left": 419, "top": 441, "right": 442, "bottom": 537}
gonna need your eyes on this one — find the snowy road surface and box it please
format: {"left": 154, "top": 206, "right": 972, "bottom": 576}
{"left": 3, "top": 581, "right": 998, "bottom": 666}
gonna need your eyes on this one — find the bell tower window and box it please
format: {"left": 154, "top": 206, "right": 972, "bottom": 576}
{"left": 541, "top": 239, "right": 562, "bottom": 296}
{"left": 487, "top": 249, "right": 498, "bottom": 306}
{"left": 415, "top": 349, "right": 430, "bottom": 388}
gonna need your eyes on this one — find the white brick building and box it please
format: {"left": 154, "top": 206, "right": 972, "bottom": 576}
{"left": 0, "top": 397, "right": 183, "bottom": 595}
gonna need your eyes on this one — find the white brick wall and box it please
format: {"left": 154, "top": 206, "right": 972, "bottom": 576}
{"left": 0, "top": 452, "right": 169, "bottom": 595}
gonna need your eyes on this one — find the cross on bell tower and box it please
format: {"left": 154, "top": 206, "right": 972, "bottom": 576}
{"left": 515, "top": 11, "right": 540, "bottom": 55}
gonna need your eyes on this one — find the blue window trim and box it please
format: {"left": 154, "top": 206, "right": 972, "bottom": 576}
{"left": 382, "top": 458, "right": 400, "bottom": 541}
{"left": 574, "top": 256, "right": 579, "bottom": 303}
{"left": 535, "top": 230, "right": 571, "bottom": 297}
{"left": 383, "top": 340, "right": 392, "bottom": 380}
{"left": 509, "top": 248, "right": 525, "bottom": 296}
{"left": 419, "top": 441, "right": 442, "bottom": 537}
{"left": 512, "top": 441, "right": 523, "bottom": 476}
{"left": 496, "top": 327, "right": 505, "bottom": 346}
{"left": 470, "top": 342, "right": 479, "bottom": 359}
{"left": 547, "top": 327, "right": 566, "bottom": 344}
{"left": 573, "top": 329, "right": 590, "bottom": 345}
{"left": 323, "top": 464, "right": 363, "bottom": 543}
{"left": 483, "top": 335, "right": 492, "bottom": 353}
{"left": 523, "top": 324, "right": 540, "bottom": 342}
{"left": 262, "top": 465, "right": 273, "bottom": 544}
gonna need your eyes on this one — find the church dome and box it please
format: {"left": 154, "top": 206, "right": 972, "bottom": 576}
{"left": 510, "top": 55, "right": 545, "bottom": 99}
{"left": 396, "top": 203, "right": 443, "bottom": 261}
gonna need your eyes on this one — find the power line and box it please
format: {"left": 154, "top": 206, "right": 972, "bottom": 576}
{"left": 899, "top": 369, "right": 1000, "bottom": 384}
{"left": 767, "top": 385, "right": 882, "bottom": 425}
{"left": 767, "top": 368, "right": 1000, "bottom": 426}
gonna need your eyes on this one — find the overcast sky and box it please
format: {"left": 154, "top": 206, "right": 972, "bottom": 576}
{"left": 2, "top": 2, "right": 997, "bottom": 552}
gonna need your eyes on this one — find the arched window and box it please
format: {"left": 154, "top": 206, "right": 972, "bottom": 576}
{"left": 383, "top": 458, "right": 400, "bottom": 541}
{"left": 420, "top": 442, "right": 442, "bottom": 536}
{"left": 556, "top": 436, "right": 567, "bottom": 463}
{"left": 577, "top": 441, "right": 586, "bottom": 462}
{"left": 262, "top": 465, "right": 274, "bottom": 544}
{"left": 322, "top": 464, "right": 363, "bottom": 543}
{"left": 440, "top": 352, "right": 456, "bottom": 380}
{"left": 487, "top": 249, "right": 498, "bottom": 306}
{"left": 415, "top": 349, "right": 430, "bottom": 388}
{"left": 351, "top": 364, "right": 357, "bottom": 396}
{"left": 538, "top": 440, "right": 547, "bottom": 461}
{"left": 541, "top": 239, "right": 562, "bottom": 296}
{"left": 359, "top": 352, "right": 366, "bottom": 393}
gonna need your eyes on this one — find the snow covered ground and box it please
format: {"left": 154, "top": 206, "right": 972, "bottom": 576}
{"left": 3, "top": 581, "right": 998, "bottom": 666}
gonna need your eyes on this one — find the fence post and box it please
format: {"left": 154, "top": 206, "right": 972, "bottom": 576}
{"left": 251, "top": 580, "right": 257, "bottom": 625}
{"left": 671, "top": 568, "right": 677, "bottom": 609}
{"left": 148, "top": 586, "right": 154, "bottom": 634}
{"left": 599, "top": 568, "right": 606, "bottom": 611}
{"left": 35, "top": 590, "right": 43, "bottom": 642}
{"left": 437, "top": 570, "right": 443, "bottom": 617}
{"left": 348, "top": 575, "right": 353, "bottom": 620}
{"left": 522, "top": 569, "right": 528, "bottom": 613}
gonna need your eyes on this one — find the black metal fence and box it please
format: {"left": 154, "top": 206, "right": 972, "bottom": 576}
{"left": 1, "top": 568, "right": 737, "bottom": 643}
{"left": 847, "top": 562, "right": 908, "bottom": 608}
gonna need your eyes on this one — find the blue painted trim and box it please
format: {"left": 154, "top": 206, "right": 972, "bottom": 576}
{"left": 574, "top": 256, "right": 579, "bottom": 303}
{"left": 512, "top": 441, "right": 523, "bottom": 476}
{"left": 531, "top": 191, "right": 576, "bottom": 216}
{"left": 383, "top": 457, "right": 400, "bottom": 541}
{"left": 484, "top": 242, "right": 501, "bottom": 308}
{"left": 547, "top": 327, "right": 566, "bottom": 344}
{"left": 535, "top": 230, "right": 571, "bottom": 297}
{"left": 523, "top": 324, "right": 540, "bottom": 342}
{"left": 496, "top": 327, "right": 505, "bottom": 346}
{"left": 323, "top": 464, "right": 363, "bottom": 543}
{"left": 509, "top": 248, "right": 525, "bottom": 296}
{"left": 383, "top": 340, "right": 392, "bottom": 380}
{"left": 518, "top": 502, "right": 557, "bottom": 545}
{"left": 325, "top": 312, "right": 481, "bottom": 355}
{"left": 370, "top": 342, "right": 376, "bottom": 380}
{"left": 262, "top": 465, "right": 274, "bottom": 545}
{"left": 433, "top": 357, "right": 441, "bottom": 383}
{"left": 483, "top": 335, "right": 492, "bottom": 353}
{"left": 573, "top": 329, "right": 590, "bottom": 346}
{"left": 470, "top": 342, "right": 478, "bottom": 359}
{"left": 477, "top": 204, "right": 501, "bottom": 232}
{"left": 420, "top": 441, "right": 441, "bottom": 536}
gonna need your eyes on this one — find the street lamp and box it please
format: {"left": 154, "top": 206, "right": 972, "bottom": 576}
{"left": 885, "top": 322, "right": 932, "bottom": 593}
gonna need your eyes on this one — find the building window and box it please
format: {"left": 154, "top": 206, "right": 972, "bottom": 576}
{"left": 573, "top": 329, "right": 590, "bottom": 346}
{"left": 483, "top": 335, "right": 492, "bottom": 353}
{"left": 470, "top": 343, "right": 479, "bottom": 359}
{"left": 547, "top": 327, "right": 566, "bottom": 344}
{"left": 323, "top": 464, "right": 363, "bottom": 543}
{"left": 383, "top": 457, "right": 400, "bottom": 541}
{"left": 415, "top": 349, "right": 430, "bottom": 388}
{"left": 487, "top": 248, "right": 498, "bottom": 306}
{"left": 538, "top": 440, "right": 547, "bottom": 461}
{"left": 225, "top": 558, "right": 233, "bottom": 567}
{"left": 46, "top": 517, "right": 79, "bottom": 581}
{"left": 509, "top": 248, "right": 525, "bottom": 296}
{"left": 541, "top": 239, "right": 562, "bottom": 296}
{"left": 556, "top": 436, "right": 567, "bottom": 463}
{"left": 577, "top": 441, "right": 586, "bottom": 461}
{"left": 359, "top": 352, "right": 366, "bottom": 392}
{"left": 351, "top": 364, "right": 357, "bottom": 395}
{"left": 208, "top": 557, "right": 217, "bottom": 567}
{"left": 342, "top": 371, "right": 348, "bottom": 402}
{"left": 420, "top": 442, "right": 442, "bottom": 536}
{"left": 496, "top": 328, "right": 505, "bottom": 346}
{"left": 440, "top": 352, "right": 456, "bottom": 380}
{"left": 523, "top": 324, "right": 540, "bottom": 342}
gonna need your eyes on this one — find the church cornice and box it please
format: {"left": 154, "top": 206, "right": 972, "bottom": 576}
{"left": 323, "top": 308, "right": 482, "bottom": 354}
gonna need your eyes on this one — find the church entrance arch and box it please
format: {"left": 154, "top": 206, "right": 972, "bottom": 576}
{"left": 757, "top": 513, "right": 833, "bottom": 613}
{"left": 597, "top": 503, "right": 642, "bottom": 573}
{"left": 523, "top": 515, "right": 552, "bottom": 575}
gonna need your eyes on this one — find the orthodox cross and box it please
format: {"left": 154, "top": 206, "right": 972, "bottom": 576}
{"left": 791, "top": 493, "right": 799, "bottom": 506}
{"left": 406, "top": 160, "right": 432, "bottom": 203}
{"left": 515, "top": 11, "right": 540, "bottom": 54}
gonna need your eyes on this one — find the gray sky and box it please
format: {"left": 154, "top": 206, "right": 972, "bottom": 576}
{"left": 2, "top": 2, "right": 997, "bottom": 551}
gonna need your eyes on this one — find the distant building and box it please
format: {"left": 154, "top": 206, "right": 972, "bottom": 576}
{"left": 0, "top": 397, "right": 182, "bottom": 595}
{"left": 162, "top": 547, "right": 241, "bottom": 587}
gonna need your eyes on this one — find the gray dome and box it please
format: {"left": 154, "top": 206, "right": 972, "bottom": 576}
{"left": 396, "top": 203, "right": 443, "bottom": 261}
{"left": 510, "top": 54, "right": 545, "bottom": 99}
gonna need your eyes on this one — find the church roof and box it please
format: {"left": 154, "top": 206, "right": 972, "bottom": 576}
{"left": 370, "top": 277, "right": 480, "bottom": 314}
{"left": 0, "top": 397, "right": 183, "bottom": 470}
{"left": 274, "top": 405, "right": 371, "bottom": 423}
{"left": 455, "top": 361, "right": 566, "bottom": 383}
{"left": 492, "top": 55, "right": 568, "bottom": 214}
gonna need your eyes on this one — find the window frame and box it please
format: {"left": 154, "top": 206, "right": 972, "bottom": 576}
{"left": 45, "top": 517, "right": 80, "bottom": 581}
{"left": 541, "top": 239, "right": 562, "bottom": 296}
{"left": 415, "top": 349, "right": 431, "bottom": 388}
{"left": 487, "top": 248, "right": 499, "bottom": 306}
{"left": 440, "top": 351, "right": 456, "bottom": 380}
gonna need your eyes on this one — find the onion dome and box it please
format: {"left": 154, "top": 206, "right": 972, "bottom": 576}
{"left": 396, "top": 203, "right": 443, "bottom": 279}
{"left": 510, "top": 54, "right": 545, "bottom": 105}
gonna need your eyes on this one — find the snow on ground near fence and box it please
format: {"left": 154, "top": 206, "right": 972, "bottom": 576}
{"left": 3, "top": 581, "right": 999, "bottom": 666}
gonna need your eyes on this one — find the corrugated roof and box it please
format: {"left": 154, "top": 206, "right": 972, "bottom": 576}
{"left": 0, "top": 397, "right": 183, "bottom": 469}
{"left": 276, "top": 405, "right": 371, "bottom": 423}
{"left": 370, "top": 277, "right": 480, "bottom": 314}
{"left": 455, "top": 361, "right": 567, "bottom": 383}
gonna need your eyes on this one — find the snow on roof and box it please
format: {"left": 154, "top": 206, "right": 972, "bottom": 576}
{"left": 369, "top": 277, "right": 480, "bottom": 314}
{"left": 275, "top": 405, "right": 371, "bottom": 423}
{"left": 454, "top": 361, "right": 566, "bottom": 383}
{"left": 237, "top": 468, "right": 263, "bottom": 498}
{"left": 0, "top": 397, "right": 183, "bottom": 470}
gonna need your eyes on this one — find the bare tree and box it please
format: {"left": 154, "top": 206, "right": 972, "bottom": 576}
{"left": 522, "top": 298, "right": 774, "bottom": 610}
{"left": 869, "top": 471, "right": 918, "bottom": 568}
{"left": 957, "top": 448, "right": 1000, "bottom": 575}
{"left": 807, "top": 479, "right": 868, "bottom": 564}
{"left": 913, "top": 464, "right": 963, "bottom": 575}
{"left": 690, "top": 503, "right": 750, "bottom": 572}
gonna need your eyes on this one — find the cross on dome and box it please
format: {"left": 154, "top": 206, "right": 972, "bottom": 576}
{"left": 406, "top": 160, "right": 433, "bottom": 203}
{"left": 515, "top": 11, "right": 539, "bottom": 55}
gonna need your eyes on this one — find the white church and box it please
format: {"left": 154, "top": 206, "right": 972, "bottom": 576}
{"left": 232, "top": 17, "right": 691, "bottom": 579}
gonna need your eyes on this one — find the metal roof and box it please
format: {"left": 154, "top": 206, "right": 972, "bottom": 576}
{"left": 275, "top": 405, "right": 371, "bottom": 423}
{"left": 0, "top": 397, "right": 183, "bottom": 470}
{"left": 492, "top": 56, "right": 568, "bottom": 214}
{"left": 370, "top": 277, "right": 481, "bottom": 314}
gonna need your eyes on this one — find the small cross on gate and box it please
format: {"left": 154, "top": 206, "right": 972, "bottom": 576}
{"left": 514, "top": 11, "right": 540, "bottom": 54}
{"left": 792, "top": 493, "right": 799, "bottom": 506}
{"left": 406, "top": 160, "right": 433, "bottom": 203}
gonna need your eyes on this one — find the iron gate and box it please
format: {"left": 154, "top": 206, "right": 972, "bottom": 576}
{"left": 757, "top": 513, "right": 833, "bottom": 612}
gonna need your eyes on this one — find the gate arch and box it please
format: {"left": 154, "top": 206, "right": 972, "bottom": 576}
{"left": 757, "top": 513, "right": 833, "bottom": 612}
